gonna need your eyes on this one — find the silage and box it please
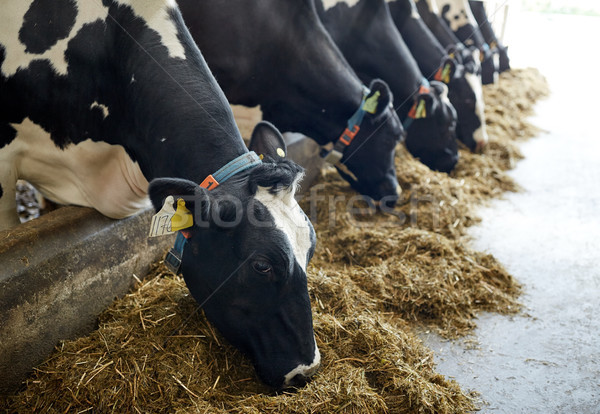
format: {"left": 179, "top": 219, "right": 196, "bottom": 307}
{"left": 1, "top": 68, "right": 548, "bottom": 413}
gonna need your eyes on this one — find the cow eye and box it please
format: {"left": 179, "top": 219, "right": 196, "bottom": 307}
{"left": 252, "top": 260, "right": 272, "bottom": 274}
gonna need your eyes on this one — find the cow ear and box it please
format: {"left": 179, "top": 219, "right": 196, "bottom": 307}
{"left": 413, "top": 91, "right": 437, "bottom": 119}
{"left": 248, "top": 121, "right": 287, "bottom": 160}
{"left": 148, "top": 177, "right": 211, "bottom": 225}
{"left": 445, "top": 44, "right": 462, "bottom": 63}
{"left": 365, "top": 79, "right": 393, "bottom": 117}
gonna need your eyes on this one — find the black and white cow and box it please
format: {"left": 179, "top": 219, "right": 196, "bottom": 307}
{"left": 468, "top": 0, "right": 510, "bottom": 72}
{"left": 316, "top": 0, "right": 459, "bottom": 173}
{"left": 0, "top": 0, "right": 319, "bottom": 389}
{"left": 386, "top": 0, "right": 488, "bottom": 151}
{"left": 415, "top": 0, "right": 474, "bottom": 66}
{"left": 177, "top": 0, "right": 403, "bottom": 207}
{"left": 432, "top": 0, "right": 498, "bottom": 84}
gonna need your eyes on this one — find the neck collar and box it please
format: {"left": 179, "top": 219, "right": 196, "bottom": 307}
{"left": 199, "top": 151, "right": 262, "bottom": 190}
{"left": 320, "top": 85, "right": 377, "bottom": 167}
{"left": 164, "top": 151, "right": 262, "bottom": 274}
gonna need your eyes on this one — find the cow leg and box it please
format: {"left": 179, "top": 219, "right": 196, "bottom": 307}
{"left": 0, "top": 167, "right": 20, "bottom": 230}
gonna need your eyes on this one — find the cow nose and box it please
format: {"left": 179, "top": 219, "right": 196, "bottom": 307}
{"left": 284, "top": 362, "right": 320, "bottom": 388}
{"left": 373, "top": 179, "right": 400, "bottom": 209}
{"left": 379, "top": 194, "right": 399, "bottom": 210}
{"left": 287, "top": 373, "right": 311, "bottom": 388}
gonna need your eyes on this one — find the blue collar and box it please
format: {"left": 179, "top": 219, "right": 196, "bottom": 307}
{"left": 199, "top": 151, "right": 261, "bottom": 190}
{"left": 320, "top": 86, "right": 371, "bottom": 165}
{"left": 164, "top": 151, "right": 262, "bottom": 274}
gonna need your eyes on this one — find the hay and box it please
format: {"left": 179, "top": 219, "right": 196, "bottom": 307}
{"left": 1, "top": 68, "right": 548, "bottom": 413}
{"left": 2, "top": 264, "right": 474, "bottom": 414}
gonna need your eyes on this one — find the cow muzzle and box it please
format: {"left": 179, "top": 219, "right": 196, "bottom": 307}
{"left": 282, "top": 344, "right": 321, "bottom": 388}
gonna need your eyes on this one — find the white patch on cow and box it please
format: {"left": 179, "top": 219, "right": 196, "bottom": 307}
{"left": 436, "top": 82, "right": 450, "bottom": 104}
{"left": 113, "top": 0, "right": 186, "bottom": 59}
{"left": 0, "top": 153, "right": 20, "bottom": 229}
{"left": 385, "top": 0, "right": 419, "bottom": 17}
{"left": 410, "top": 2, "right": 421, "bottom": 19}
{"left": 433, "top": 0, "right": 477, "bottom": 32}
{"left": 283, "top": 338, "right": 321, "bottom": 386}
{"left": 4, "top": 118, "right": 150, "bottom": 219}
{"left": 464, "top": 71, "right": 488, "bottom": 147}
{"left": 90, "top": 101, "right": 110, "bottom": 119}
{"left": 419, "top": 0, "right": 439, "bottom": 14}
{"left": 0, "top": 1, "right": 108, "bottom": 77}
{"left": 0, "top": 0, "right": 185, "bottom": 78}
{"left": 254, "top": 177, "right": 312, "bottom": 272}
{"left": 321, "top": 0, "right": 361, "bottom": 11}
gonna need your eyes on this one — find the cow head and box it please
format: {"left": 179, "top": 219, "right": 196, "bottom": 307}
{"left": 149, "top": 122, "right": 319, "bottom": 389}
{"left": 436, "top": 56, "right": 487, "bottom": 152}
{"left": 498, "top": 45, "right": 510, "bottom": 72}
{"left": 333, "top": 79, "right": 403, "bottom": 208}
{"left": 480, "top": 45, "right": 498, "bottom": 85}
{"left": 264, "top": 79, "right": 402, "bottom": 208}
{"left": 404, "top": 81, "right": 459, "bottom": 172}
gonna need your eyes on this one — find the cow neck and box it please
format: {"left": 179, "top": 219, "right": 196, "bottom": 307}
{"left": 319, "top": 85, "right": 370, "bottom": 169}
{"left": 106, "top": 4, "right": 249, "bottom": 187}
{"left": 400, "top": 13, "right": 447, "bottom": 77}
{"left": 135, "top": 126, "right": 249, "bottom": 187}
{"left": 164, "top": 151, "right": 262, "bottom": 275}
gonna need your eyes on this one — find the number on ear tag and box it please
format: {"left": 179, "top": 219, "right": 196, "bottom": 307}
{"left": 149, "top": 195, "right": 176, "bottom": 237}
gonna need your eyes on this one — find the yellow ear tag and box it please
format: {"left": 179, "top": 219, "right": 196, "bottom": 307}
{"left": 442, "top": 63, "right": 451, "bottom": 84}
{"left": 276, "top": 147, "right": 285, "bottom": 157}
{"left": 362, "top": 90, "right": 380, "bottom": 114}
{"left": 259, "top": 154, "right": 264, "bottom": 160}
{"left": 171, "top": 198, "right": 193, "bottom": 232}
{"left": 148, "top": 195, "right": 176, "bottom": 237}
{"left": 415, "top": 99, "right": 427, "bottom": 119}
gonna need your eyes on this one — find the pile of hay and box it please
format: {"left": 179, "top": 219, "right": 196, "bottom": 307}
{"left": 1, "top": 68, "right": 548, "bottom": 413}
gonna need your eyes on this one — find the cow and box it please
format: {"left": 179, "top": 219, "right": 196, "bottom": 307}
{"left": 386, "top": 0, "right": 488, "bottom": 152}
{"left": 431, "top": 0, "right": 497, "bottom": 84}
{"left": 177, "top": 0, "right": 403, "bottom": 208}
{"left": 415, "top": 0, "right": 474, "bottom": 67}
{"left": 316, "top": 0, "right": 459, "bottom": 173}
{"left": 0, "top": 0, "right": 319, "bottom": 389}
{"left": 468, "top": 0, "right": 510, "bottom": 72}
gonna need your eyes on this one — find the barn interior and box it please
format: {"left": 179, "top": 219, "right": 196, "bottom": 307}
{"left": 1, "top": 1, "right": 599, "bottom": 413}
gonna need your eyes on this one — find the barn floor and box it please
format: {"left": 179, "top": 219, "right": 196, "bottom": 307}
{"left": 421, "top": 12, "right": 600, "bottom": 413}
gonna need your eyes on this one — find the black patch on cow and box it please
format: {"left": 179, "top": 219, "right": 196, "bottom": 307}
{"left": 19, "top": 0, "right": 78, "bottom": 54}
{"left": 0, "top": 123, "right": 18, "bottom": 149}
{"left": 0, "top": 182, "right": 3, "bottom": 199}
{"left": 0, "top": 46, "right": 18, "bottom": 149}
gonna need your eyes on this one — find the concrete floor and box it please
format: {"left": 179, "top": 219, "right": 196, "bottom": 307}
{"left": 421, "top": 12, "right": 600, "bottom": 414}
